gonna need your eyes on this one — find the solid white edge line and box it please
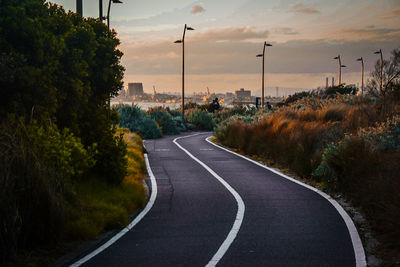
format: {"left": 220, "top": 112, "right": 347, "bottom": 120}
{"left": 206, "top": 136, "right": 367, "bottom": 267}
{"left": 70, "top": 153, "right": 158, "bottom": 267}
{"left": 173, "top": 134, "right": 245, "bottom": 267}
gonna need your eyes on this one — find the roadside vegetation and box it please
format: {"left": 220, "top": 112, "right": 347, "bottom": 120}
{"left": 0, "top": 0, "right": 145, "bottom": 265}
{"left": 214, "top": 48, "right": 400, "bottom": 264}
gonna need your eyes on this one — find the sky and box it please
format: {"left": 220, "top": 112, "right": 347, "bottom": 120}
{"left": 48, "top": 0, "right": 400, "bottom": 95}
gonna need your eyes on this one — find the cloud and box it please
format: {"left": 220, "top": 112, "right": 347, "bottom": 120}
{"left": 273, "top": 27, "right": 299, "bottom": 35}
{"left": 192, "top": 26, "right": 269, "bottom": 42}
{"left": 332, "top": 27, "right": 400, "bottom": 41}
{"left": 378, "top": 8, "right": 400, "bottom": 20}
{"left": 191, "top": 5, "right": 205, "bottom": 14}
{"left": 291, "top": 3, "right": 320, "bottom": 14}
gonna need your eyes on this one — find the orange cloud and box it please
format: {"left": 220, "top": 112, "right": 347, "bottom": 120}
{"left": 191, "top": 5, "right": 205, "bottom": 14}
{"left": 378, "top": 8, "right": 400, "bottom": 20}
{"left": 291, "top": 3, "right": 320, "bottom": 14}
{"left": 332, "top": 27, "right": 400, "bottom": 41}
{"left": 192, "top": 26, "right": 269, "bottom": 42}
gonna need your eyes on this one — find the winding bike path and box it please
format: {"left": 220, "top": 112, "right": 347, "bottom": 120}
{"left": 74, "top": 132, "right": 365, "bottom": 266}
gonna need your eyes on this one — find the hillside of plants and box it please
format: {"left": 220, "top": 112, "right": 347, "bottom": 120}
{"left": 0, "top": 0, "right": 146, "bottom": 265}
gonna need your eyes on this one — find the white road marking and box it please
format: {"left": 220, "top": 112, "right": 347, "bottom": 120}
{"left": 200, "top": 148, "right": 214, "bottom": 151}
{"left": 206, "top": 136, "right": 367, "bottom": 267}
{"left": 70, "top": 154, "right": 158, "bottom": 267}
{"left": 173, "top": 133, "right": 245, "bottom": 267}
{"left": 155, "top": 148, "right": 170, "bottom": 151}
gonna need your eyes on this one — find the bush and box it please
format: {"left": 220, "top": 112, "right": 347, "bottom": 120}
{"left": 0, "top": 119, "right": 95, "bottom": 260}
{"left": 117, "top": 105, "right": 162, "bottom": 139}
{"left": 65, "top": 130, "right": 146, "bottom": 240}
{"left": 185, "top": 108, "right": 215, "bottom": 130}
{"left": 313, "top": 136, "right": 400, "bottom": 249}
{"left": 147, "top": 107, "right": 181, "bottom": 135}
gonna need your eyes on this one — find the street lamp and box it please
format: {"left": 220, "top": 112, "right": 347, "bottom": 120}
{"left": 256, "top": 42, "right": 272, "bottom": 108}
{"left": 107, "top": 0, "right": 123, "bottom": 31}
{"left": 333, "top": 55, "right": 346, "bottom": 85}
{"left": 356, "top": 57, "right": 364, "bottom": 96}
{"left": 76, "top": 0, "right": 83, "bottom": 15}
{"left": 174, "top": 24, "right": 195, "bottom": 121}
{"left": 374, "top": 49, "right": 383, "bottom": 91}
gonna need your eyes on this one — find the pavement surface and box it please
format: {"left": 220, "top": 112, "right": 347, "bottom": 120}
{"left": 80, "top": 132, "right": 357, "bottom": 267}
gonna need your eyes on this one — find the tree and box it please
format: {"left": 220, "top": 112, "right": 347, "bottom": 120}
{"left": 368, "top": 48, "right": 400, "bottom": 115}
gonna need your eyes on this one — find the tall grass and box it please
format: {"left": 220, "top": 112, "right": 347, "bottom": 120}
{"left": 215, "top": 95, "right": 400, "bottom": 260}
{"left": 65, "top": 130, "right": 146, "bottom": 240}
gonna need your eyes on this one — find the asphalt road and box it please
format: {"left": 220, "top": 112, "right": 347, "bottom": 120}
{"left": 78, "top": 132, "right": 362, "bottom": 267}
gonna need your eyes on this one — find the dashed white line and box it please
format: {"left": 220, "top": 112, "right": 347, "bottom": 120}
{"left": 173, "top": 133, "right": 245, "bottom": 267}
{"left": 70, "top": 153, "right": 158, "bottom": 267}
{"left": 206, "top": 136, "right": 367, "bottom": 267}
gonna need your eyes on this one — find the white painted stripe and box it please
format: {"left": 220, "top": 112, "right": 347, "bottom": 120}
{"left": 173, "top": 134, "right": 245, "bottom": 267}
{"left": 70, "top": 153, "right": 158, "bottom": 267}
{"left": 206, "top": 136, "right": 367, "bottom": 267}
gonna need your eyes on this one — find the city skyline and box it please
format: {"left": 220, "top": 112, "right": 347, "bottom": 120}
{"left": 49, "top": 0, "right": 400, "bottom": 93}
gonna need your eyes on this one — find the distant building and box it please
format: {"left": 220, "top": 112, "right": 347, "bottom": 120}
{"left": 127, "top": 83, "right": 144, "bottom": 96}
{"left": 226, "top": 92, "right": 234, "bottom": 98}
{"left": 235, "top": 88, "right": 251, "bottom": 100}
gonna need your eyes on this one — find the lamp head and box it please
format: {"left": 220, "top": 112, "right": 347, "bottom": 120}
{"left": 112, "top": 0, "right": 123, "bottom": 3}
{"left": 356, "top": 57, "right": 362, "bottom": 61}
{"left": 334, "top": 56, "right": 339, "bottom": 59}
{"left": 174, "top": 40, "right": 182, "bottom": 43}
{"left": 265, "top": 43, "right": 272, "bottom": 47}
{"left": 374, "top": 51, "right": 381, "bottom": 54}
{"left": 341, "top": 65, "right": 347, "bottom": 68}
{"left": 256, "top": 54, "right": 263, "bottom": 57}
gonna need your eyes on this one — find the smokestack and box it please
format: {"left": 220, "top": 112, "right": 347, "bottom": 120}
{"left": 326, "top": 77, "right": 328, "bottom": 88}
{"left": 332, "top": 77, "right": 334, "bottom": 87}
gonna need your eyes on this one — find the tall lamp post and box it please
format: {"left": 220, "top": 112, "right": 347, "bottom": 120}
{"left": 374, "top": 49, "right": 383, "bottom": 91}
{"left": 76, "top": 0, "right": 83, "bottom": 15}
{"left": 333, "top": 55, "right": 346, "bottom": 85}
{"left": 107, "top": 0, "right": 123, "bottom": 31}
{"left": 174, "top": 24, "right": 194, "bottom": 121}
{"left": 356, "top": 57, "right": 364, "bottom": 96}
{"left": 256, "top": 42, "right": 272, "bottom": 108}
{"left": 99, "top": 0, "right": 104, "bottom": 21}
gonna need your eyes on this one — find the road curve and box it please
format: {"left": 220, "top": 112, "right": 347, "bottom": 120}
{"left": 74, "top": 132, "right": 364, "bottom": 266}
{"left": 78, "top": 133, "right": 238, "bottom": 266}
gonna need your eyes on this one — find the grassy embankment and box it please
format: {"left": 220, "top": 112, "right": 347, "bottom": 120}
{"left": 215, "top": 94, "right": 400, "bottom": 264}
{"left": 65, "top": 129, "right": 146, "bottom": 240}
{"left": 0, "top": 125, "right": 146, "bottom": 266}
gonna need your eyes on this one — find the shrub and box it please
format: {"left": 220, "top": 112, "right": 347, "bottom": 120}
{"left": 185, "top": 108, "right": 215, "bottom": 130}
{"left": 313, "top": 135, "right": 400, "bottom": 249}
{"left": 147, "top": 107, "right": 181, "bottom": 135}
{"left": 117, "top": 105, "right": 161, "bottom": 139}
{"left": 0, "top": 119, "right": 95, "bottom": 260}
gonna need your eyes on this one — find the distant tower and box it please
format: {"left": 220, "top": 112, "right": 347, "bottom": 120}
{"left": 326, "top": 77, "right": 329, "bottom": 88}
{"left": 331, "top": 77, "right": 335, "bottom": 87}
{"left": 127, "top": 83, "right": 144, "bottom": 96}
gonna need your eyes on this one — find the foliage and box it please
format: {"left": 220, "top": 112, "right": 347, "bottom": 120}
{"left": 147, "top": 107, "right": 181, "bottom": 135}
{"left": 185, "top": 108, "right": 215, "bottom": 130}
{"left": 0, "top": 0, "right": 126, "bottom": 184}
{"left": 368, "top": 48, "right": 400, "bottom": 115}
{"left": 117, "top": 105, "right": 162, "bottom": 139}
{"left": 215, "top": 92, "right": 400, "bottom": 258}
{"left": 313, "top": 136, "right": 400, "bottom": 248}
{"left": 0, "top": 119, "right": 94, "bottom": 260}
{"left": 65, "top": 131, "right": 146, "bottom": 240}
